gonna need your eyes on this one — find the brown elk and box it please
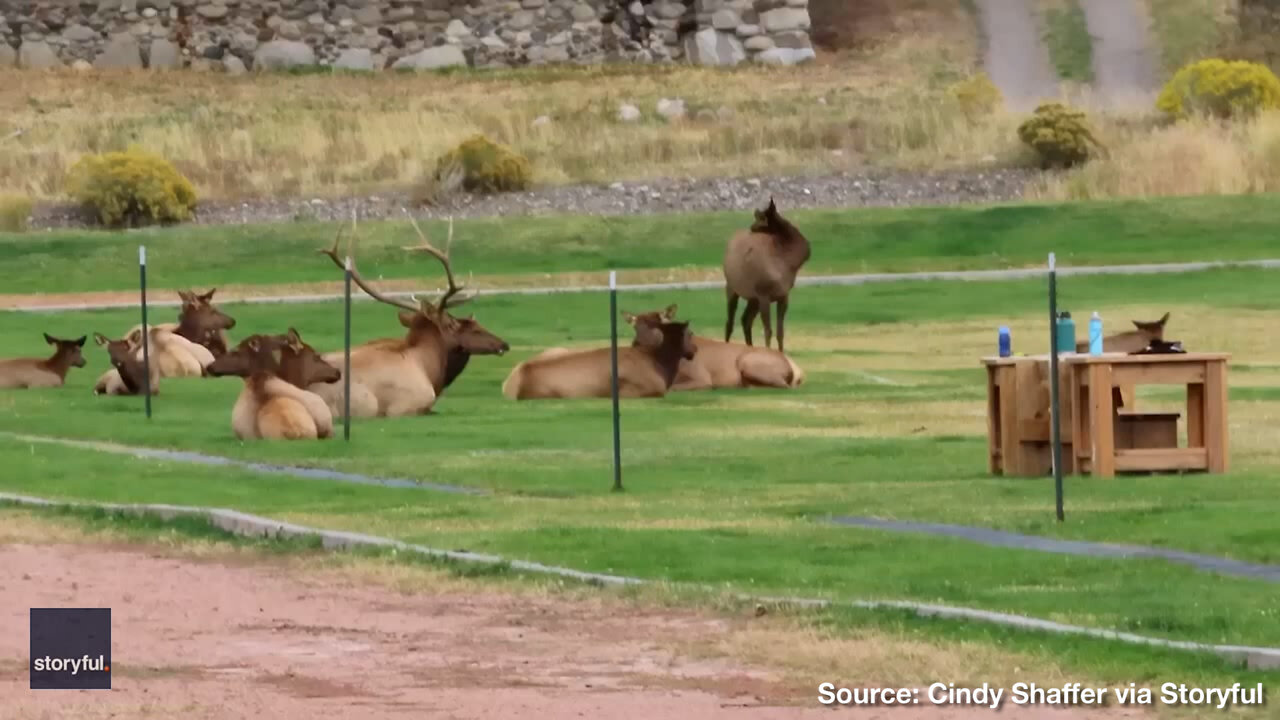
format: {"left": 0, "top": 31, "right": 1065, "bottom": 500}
{"left": 206, "top": 329, "right": 339, "bottom": 441}
{"left": 92, "top": 325, "right": 212, "bottom": 391}
{"left": 0, "top": 333, "right": 87, "bottom": 389}
{"left": 1075, "top": 312, "right": 1170, "bottom": 354}
{"left": 313, "top": 217, "right": 510, "bottom": 418}
{"left": 501, "top": 313, "right": 697, "bottom": 400}
{"left": 627, "top": 304, "right": 804, "bottom": 391}
{"left": 92, "top": 332, "right": 160, "bottom": 396}
{"left": 723, "top": 197, "right": 811, "bottom": 353}
{"left": 126, "top": 288, "right": 236, "bottom": 358}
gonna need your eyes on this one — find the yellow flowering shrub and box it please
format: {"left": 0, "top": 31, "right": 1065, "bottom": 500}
{"left": 1156, "top": 58, "right": 1280, "bottom": 120}
{"left": 66, "top": 149, "right": 197, "bottom": 228}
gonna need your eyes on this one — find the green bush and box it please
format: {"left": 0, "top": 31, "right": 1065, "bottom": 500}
{"left": 946, "top": 72, "right": 1003, "bottom": 119}
{"left": 1156, "top": 58, "right": 1280, "bottom": 120}
{"left": 432, "top": 134, "right": 533, "bottom": 195}
{"left": 1016, "top": 102, "right": 1102, "bottom": 169}
{"left": 0, "top": 194, "right": 32, "bottom": 233}
{"left": 65, "top": 148, "right": 197, "bottom": 228}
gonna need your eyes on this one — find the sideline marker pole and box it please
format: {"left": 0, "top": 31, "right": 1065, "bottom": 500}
{"left": 139, "top": 245, "right": 152, "bottom": 419}
{"left": 609, "top": 270, "right": 623, "bottom": 492}
{"left": 343, "top": 254, "right": 353, "bottom": 442}
{"left": 1048, "top": 252, "right": 1065, "bottom": 522}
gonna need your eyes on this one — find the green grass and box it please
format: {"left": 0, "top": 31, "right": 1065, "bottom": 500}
{"left": 3, "top": 267, "right": 1280, "bottom": 668}
{"left": 1040, "top": 0, "right": 1096, "bottom": 83}
{"left": 4, "top": 194, "right": 1280, "bottom": 295}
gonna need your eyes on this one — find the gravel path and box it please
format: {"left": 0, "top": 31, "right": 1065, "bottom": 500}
{"left": 972, "top": 0, "right": 1060, "bottom": 111}
{"left": 1078, "top": 0, "right": 1160, "bottom": 109}
{"left": 26, "top": 169, "right": 1039, "bottom": 231}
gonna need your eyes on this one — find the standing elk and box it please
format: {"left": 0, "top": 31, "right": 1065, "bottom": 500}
{"left": 314, "top": 217, "right": 509, "bottom": 418}
{"left": 0, "top": 333, "right": 87, "bottom": 389}
{"left": 501, "top": 312, "right": 697, "bottom": 400}
{"left": 206, "top": 329, "right": 340, "bottom": 441}
{"left": 92, "top": 332, "right": 160, "bottom": 396}
{"left": 723, "top": 197, "right": 811, "bottom": 353}
{"left": 627, "top": 304, "right": 804, "bottom": 391}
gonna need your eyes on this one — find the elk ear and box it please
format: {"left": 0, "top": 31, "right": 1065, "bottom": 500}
{"left": 93, "top": 332, "right": 109, "bottom": 347}
{"left": 43, "top": 332, "right": 56, "bottom": 345}
{"left": 74, "top": 335, "right": 86, "bottom": 347}
{"left": 662, "top": 304, "right": 678, "bottom": 320}
{"left": 286, "top": 327, "right": 302, "bottom": 346}
{"left": 246, "top": 337, "right": 261, "bottom": 353}
{"left": 766, "top": 196, "right": 778, "bottom": 216}
{"left": 177, "top": 290, "right": 194, "bottom": 304}
{"left": 621, "top": 311, "right": 637, "bottom": 326}
{"left": 200, "top": 288, "right": 217, "bottom": 301}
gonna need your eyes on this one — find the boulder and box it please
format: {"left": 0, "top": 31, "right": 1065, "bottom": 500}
{"left": 752, "top": 46, "right": 814, "bottom": 66}
{"left": 0, "top": 43, "right": 15, "bottom": 68}
{"left": 253, "top": 40, "right": 317, "bottom": 70}
{"left": 683, "top": 27, "right": 745, "bottom": 66}
{"left": 148, "top": 38, "right": 181, "bottom": 69}
{"left": 18, "top": 40, "right": 62, "bottom": 69}
{"left": 223, "top": 55, "right": 247, "bottom": 74}
{"left": 759, "top": 7, "right": 809, "bottom": 33}
{"left": 391, "top": 44, "right": 466, "bottom": 70}
{"left": 333, "top": 47, "right": 375, "bottom": 71}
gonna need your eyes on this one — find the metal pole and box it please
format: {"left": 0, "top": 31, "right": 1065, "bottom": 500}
{"left": 139, "top": 245, "right": 152, "bottom": 419}
{"left": 1048, "top": 252, "right": 1064, "bottom": 522}
{"left": 343, "top": 255, "right": 352, "bottom": 442}
{"left": 609, "top": 270, "right": 622, "bottom": 492}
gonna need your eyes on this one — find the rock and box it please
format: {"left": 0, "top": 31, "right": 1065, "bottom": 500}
{"left": 629, "top": 1, "right": 644, "bottom": 15}
{"left": 148, "top": 38, "right": 181, "bottom": 68}
{"left": 735, "top": 24, "right": 761, "bottom": 37}
{"left": 195, "top": 3, "right": 228, "bottom": 20}
{"left": 617, "top": 103, "right": 641, "bottom": 122}
{"left": 481, "top": 35, "right": 507, "bottom": 50}
{"left": 571, "top": 3, "right": 595, "bottom": 21}
{"left": 0, "top": 44, "right": 15, "bottom": 68}
{"left": 253, "top": 40, "right": 317, "bottom": 70}
{"left": 277, "top": 21, "right": 303, "bottom": 41}
{"left": 743, "top": 35, "right": 773, "bottom": 51}
{"left": 223, "top": 55, "right": 246, "bottom": 74}
{"left": 333, "top": 47, "right": 375, "bottom": 70}
{"left": 523, "top": 0, "right": 546, "bottom": 6}
{"left": 759, "top": 7, "right": 809, "bottom": 33}
{"left": 72, "top": 59, "right": 93, "bottom": 71}
{"left": 752, "top": 46, "right": 814, "bottom": 66}
{"left": 656, "top": 97, "right": 685, "bottom": 120}
{"left": 230, "top": 31, "right": 258, "bottom": 55}
{"left": 142, "top": 8, "right": 157, "bottom": 18}
{"left": 63, "top": 25, "right": 99, "bottom": 42}
{"left": 94, "top": 35, "right": 143, "bottom": 69}
{"left": 527, "top": 44, "right": 569, "bottom": 64}
{"left": 652, "top": 2, "right": 686, "bottom": 19}
{"left": 683, "top": 27, "right": 745, "bottom": 66}
{"left": 772, "top": 30, "right": 811, "bottom": 49}
{"left": 445, "top": 19, "right": 471, "bottom": 38}
{"left": 547, "top": 31, "right": 569, "bottom": 45}
{"left": 786, "top": 0, "right": 808, "bottom": 6}
{"left": 508, "top": 11, "right": 535, "bottom": 30}
{"left": 354, "top": 6, "right": 381, "bottom": 25}
{"left": 391, "top": 44, "right": 466, "bottom": 70}
{"left": 711, "top": 9, "right": 739, "bottom": 29}
{"left": 19, "top": 40, "right": 62, "bottom": 69}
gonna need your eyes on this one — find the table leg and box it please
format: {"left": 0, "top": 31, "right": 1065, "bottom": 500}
{"left": 1089, "top": 363, "right": 1116, "bottom": 478}
{"left": 999, "top": 367, "right": 1020, "bottom": 475}
{"left": 1069, "top": 365, "right": 1084, "bottom": 476}
{"left": 1186, "top": 383, "right": 1204, "bottom": 448}
{"left": 986, "top": 367, "right": 999, "bottom": 474}
{"left": 1205, "top": 360, "right": 1228, "bottom": 473}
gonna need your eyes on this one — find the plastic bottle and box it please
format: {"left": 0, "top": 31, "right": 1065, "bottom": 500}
{"left": 1056, "top": 312, "right": 1076, "bottom": 354}
{"left": 1089, "top": 311, "right": 1103, "bottom": 355}
{"left": 998, "top": 326, "right": 1011, "bottom": 357}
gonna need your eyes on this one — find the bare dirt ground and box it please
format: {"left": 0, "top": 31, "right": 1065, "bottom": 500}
{"left": 1078, "top": 0, "right": 1160, "bottom": 109}
{"left": 0, "top": 515, "right": 1149, "bottom": 720}
{"left": 972, "top": 0, "right": 1061, "bottom": 110}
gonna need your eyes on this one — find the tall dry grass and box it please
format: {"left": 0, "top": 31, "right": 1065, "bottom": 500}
{"left": 0, "top": 2, "right": 1007, "bottom": 202}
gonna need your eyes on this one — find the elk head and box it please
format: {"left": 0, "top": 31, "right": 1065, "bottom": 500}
{"left": 1132, "top": 312, "right": 1170, "bottom": 339}
{"left": 318, "top": 214, "right": 510, "bottom": 357}
{"left": 93, "top": 332, "right": 134, "bottom": 368}
{"left": 625, "top": 312, "right": 696, "bottom": 360}
{"left": 278, "top": 327, "right": 341, "bottom": 385}
{"left": 44, "top": 333, "right": 87, "bottom": 368}
{"left": 177, "top": 288, "right": 236, "bottom": 347}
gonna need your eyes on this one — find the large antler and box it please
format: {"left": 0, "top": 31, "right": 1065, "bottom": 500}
{"left": 402, "top": 211, "right": 476, "bottom": 310}
{"left": 317, "top": 212, "right": 418, "bottom": 313}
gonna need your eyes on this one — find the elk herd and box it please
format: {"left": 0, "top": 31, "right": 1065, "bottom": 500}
{"left": 0, "top": 199, "right": 814, "bottom": 442}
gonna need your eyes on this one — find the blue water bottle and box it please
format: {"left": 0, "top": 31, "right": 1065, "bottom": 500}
{"left": 998, "top": 326, "right": 1011, "bottom": 357}
{"left": 1089, "top": 311, "right": 1103, "bottom": 355}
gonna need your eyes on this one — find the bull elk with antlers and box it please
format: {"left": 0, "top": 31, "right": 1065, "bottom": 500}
{"left": 0, "top": 333, "right": 87, "bottom": 389}
{"left": 723, "top": 197, "right": 811, "bottom": 353}
{"left": 207, "top": 329, "right": 340, "bottom": 440}
{"left": 501, "top": 311, "right": 696, "bottom": 400}
{"left": 313, "top": 215, "right": 509, "bottom": 418}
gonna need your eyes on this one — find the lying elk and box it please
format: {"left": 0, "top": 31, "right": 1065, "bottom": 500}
{"left": 723, "top": 197, "right": 811, "bottom": 353}
{"left": 629, "top": 304, "right": 804, "bottom": 391}
{"left": 124, "top": 288, "right": 236, "bottom": 358}
{"left": 1075, "top": 312, "right": 1171, "bottom": 354}
{"left": 92, "top": 325, "right": 213, "bottom": 392}
{"left": 92, "top": 332, "right": 160, "bottom": 396}
{"left": 0, "top": 333, "right": 87, "bottom": 389}
{"left": 502, "top": 312, "right": 696, "bottom": 400}
{"left": 314, "top": 217, "right": 509, "bottom": 418}
{"left": 207, "top": 329, "right": 340, "bottom": 441}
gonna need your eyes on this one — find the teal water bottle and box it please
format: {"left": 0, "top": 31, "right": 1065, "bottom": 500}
{"left": 1089, "top": 311, "right": 1103, "bottom": 355}
{"left": 1055, "top": 312, "right": 1075, "bottom": 354}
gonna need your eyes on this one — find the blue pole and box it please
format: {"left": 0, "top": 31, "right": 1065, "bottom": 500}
{"left": 139, "top": 245, "right": 152, "bottom": 419}
{"left": 343, "top": 255, "right": 352, "bottom": 441}
{"left": 609, "top": 270, "right": 622, "bottom": 492}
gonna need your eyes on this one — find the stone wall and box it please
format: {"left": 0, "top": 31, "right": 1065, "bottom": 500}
{"left": 0, "top": 0, "right": 813, "bottom": 71}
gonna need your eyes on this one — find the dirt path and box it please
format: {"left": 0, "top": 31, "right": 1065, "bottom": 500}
{"left": 1077, "top": 0, "right": 1159, "bottom": 109}
{"left": 972, "top": 0, "right": 1061, "bottom": 111}
{"left": 0, "top": 540, "right": 1144, "bottom": 719}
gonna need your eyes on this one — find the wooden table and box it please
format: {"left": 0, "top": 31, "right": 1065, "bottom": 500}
{"left": 982, "top": 352, "right": 1230, "bottom": 478}
{"left": 1068, "top": 352, "right": 1230, "bottom": 478}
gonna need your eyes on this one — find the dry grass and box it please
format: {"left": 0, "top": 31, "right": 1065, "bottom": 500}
{"left": 0, "top": 2, "right": 1003, "bottom": 202}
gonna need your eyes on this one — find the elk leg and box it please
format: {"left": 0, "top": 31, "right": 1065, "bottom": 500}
{"left": 776, "top": 296, "right": 788, "bottom": 354}
{"left": 741, "top": 299, "right": 760, "bottom": 346}
{"left": 760, "top": 301, "right": 774, "bottom": 349}
{"left": 724, "top": 290, "right": 740, "bottom": 342}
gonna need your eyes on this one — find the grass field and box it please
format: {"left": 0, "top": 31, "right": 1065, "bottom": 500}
{"left": 3, "top": 195, "right": 1280, "bottom": 696}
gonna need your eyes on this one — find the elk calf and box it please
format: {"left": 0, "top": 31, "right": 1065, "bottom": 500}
{"left": 93, "top": 332, "right": 160, "bottom": 396}
{"left": 629, "top": 305, "right": 804, "bottom": 391}
{"left": 207, "top": 330, "right": 339, "bottom": 441}
{"left": 93, "top": 326, "right": 212, "bottom": 392}
{"left": 502, "top": 316, "right": 696, "bottom": 400}
{"left": 0, "top": 333, "right": 87, "bottom": 389}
